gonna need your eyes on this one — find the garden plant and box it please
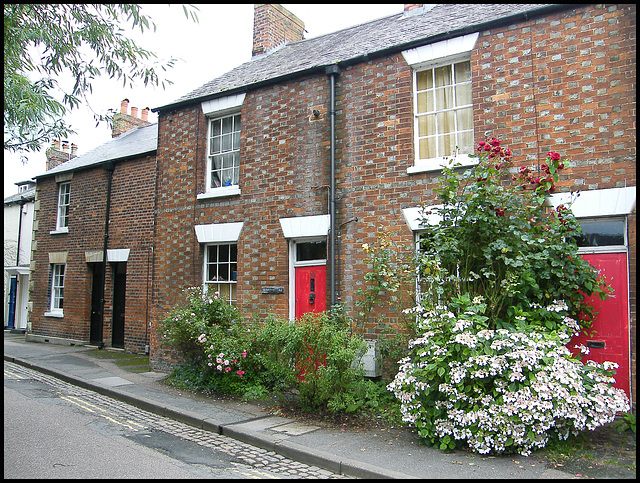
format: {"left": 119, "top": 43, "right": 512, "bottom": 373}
{"left": 159, "top": 289, "right": 382, "bottom": 414}
{"left": 387, "top": 139, "right": 631, "bottom": 455}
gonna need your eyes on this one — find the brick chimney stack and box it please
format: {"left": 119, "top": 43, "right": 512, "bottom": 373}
{"left": 46, "top": 139, "right": 79, "bottom": 171}
{"left": 404, "top": 4, "right": 425, "bottom": 11}
{"left": 252, "top": 4, "right": 305, "bottom": 57}
{"left": 112, "top": 98, "right": 152, "bottom": 137}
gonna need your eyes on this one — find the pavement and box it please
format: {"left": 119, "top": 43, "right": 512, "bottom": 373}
{"left": 2, "top": 330, "right": 607, "bottom": 479}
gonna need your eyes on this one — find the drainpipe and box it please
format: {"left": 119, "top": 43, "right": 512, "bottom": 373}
{"left": 99, "top": 161, "right": 115, "bottom": 349}
{"left": 326, "top": 65, "right": 340, "bottom": 309}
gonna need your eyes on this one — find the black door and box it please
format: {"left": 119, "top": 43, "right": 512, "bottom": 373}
{"left": 90, "top": 263, "right": 103, "bottom": 344}
{"left": 111, "top": 262, "right": 126, "bottom": 348}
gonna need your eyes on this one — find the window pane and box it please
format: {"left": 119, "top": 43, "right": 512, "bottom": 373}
{"left": 455, "top": 84, "right": 472, "bottom": 106}
{"left": 233, "top": 115, "right": 241, "bottom": 131}
{"left": 222, "top": 116, "right": 233, "bottom": 134}
{"left": 417, "top": 92, "right": 434, "bottom": 114}
{"left": 419, "top": 138, "right": 436, "bottom": 160}
{"left": 217, "top": 283, "right": 232, "bottom": 302}
{"left": 456, "top": 108, "right": 473, "bottom": 131}
{"left": 211, "top": 137, "right": 220, "bottom": 154}
{"left": 418, "top": 114, "right": 436, "bottom": 137}
{"left": 576, "top": 219, "right": 625, "bottom": 247}
{"left": 296, "top": 241, "right": 327, "bottom": 261}
{"left": 457, "top": 131, "right": 474, "bottom": 154}
{"left": 437, "top": 111, "right": 456, "bottom": 135}
{"left": 233, "top": 131, "right": 240, "bottom": 150}
{"left": 416, "top": 69, "right": 432, "bottom": 90}
{"left": 454, "top": 61, "right": 471, "bottom": 83}
{"left": 221, "top": 133, "right": 232, "bottom": 152}
{"left": 435, "top": 86, "right": 453, "bottom": 110}
{"left": 232, "top": 154, "right": 240, "bottom": 184}
{"left": 434, "top": 66, "right": 452, "bottom": 87}
{"left": 438, "top": 133, "right": 455, "bottom": 156}
{"left": 211, "top": 119, "right": 221, "bottom": 136}
{"left": 219, "top": 245, "right": 229, "bottom": 262}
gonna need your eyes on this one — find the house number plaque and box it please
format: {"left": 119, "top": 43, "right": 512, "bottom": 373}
{"left": 261, "top": 286, "right": 284, "bottom": 294}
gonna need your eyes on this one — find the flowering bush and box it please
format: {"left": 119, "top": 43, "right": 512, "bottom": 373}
{"left": 159, "top": 287, "right": 250, "bottom": 392}
{"left": 388, "top": 139, "right": 630, "bottom": 455}
{"left": 417, "top": 138, "right": 610, "bottom": 329}
{"left": 387, "top": 295, "right": 630, "bottom": 456}
{"left": 160, "top": 290, "right": 372, "bottom": 411}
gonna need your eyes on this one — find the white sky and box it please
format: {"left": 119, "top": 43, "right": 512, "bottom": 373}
{"left": 4, "top": 4, "right": 403, "bottom": 198}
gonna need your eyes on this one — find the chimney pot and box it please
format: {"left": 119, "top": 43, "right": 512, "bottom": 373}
{"left": 120, "top": 98, "right": 130, "bottom": 114}
{"left": 131, "top": 106, "right": 139, "bottom": 118}
{"left": 141, "top": 107, "right": 149, "bottom": 122}
{"left": 62, "top": 142, "right": 69, "bottom": 153}
{"left": 70, "top": 143, "right": 78, "bottom": 158}
{"left": 404, "top": 4, "right": 424, "bottom": 11}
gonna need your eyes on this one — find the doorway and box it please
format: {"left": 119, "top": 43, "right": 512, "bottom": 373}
{"left": 90, "top": 263, "right": 103, "bottom": 344}
{"left": 292, "top": 239, "right": 327, "bottom": 320}
{"left": 568, "top": 217, "right": 631, "bottom": 399}
{"left": 111, "top": 262, "right": 126, "bottom": 348}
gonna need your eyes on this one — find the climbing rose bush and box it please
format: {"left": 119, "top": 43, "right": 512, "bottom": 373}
{"left": 387, "top": 295, "right": 630, "bottom": 456}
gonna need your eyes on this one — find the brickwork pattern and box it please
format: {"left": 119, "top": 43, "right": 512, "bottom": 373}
{"left": 252, "top": 4, "right": 305, "bottom": 57}
{"left": 29, "top": 156, "right": 155, "bottom": 352}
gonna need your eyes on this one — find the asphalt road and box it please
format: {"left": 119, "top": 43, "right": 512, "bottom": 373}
{"left": 4, "top": 361, "right": 347, "bottom": 479}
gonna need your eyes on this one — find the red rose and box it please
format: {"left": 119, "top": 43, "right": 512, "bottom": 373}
{"left": 547, "top": 152, "right": 561, "bottom": 162}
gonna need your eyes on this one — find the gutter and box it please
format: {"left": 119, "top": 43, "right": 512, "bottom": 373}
{"left": 98, "top": 160, "right": 115, "bottom": 349}
{"left": 326, "top": 65, "right": 340, "bottom": 309}
{"left": 152, "top": 4, "right": 575, "bottom": 114}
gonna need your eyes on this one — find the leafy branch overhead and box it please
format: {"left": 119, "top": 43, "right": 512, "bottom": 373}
{"left": 3, "top": 4, "right": 199, "bottom": 153}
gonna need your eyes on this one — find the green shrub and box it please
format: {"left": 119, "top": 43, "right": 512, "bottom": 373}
{"left": 387, "top": 140, "right": 631, "bottom": 456}
{"left": 160, "top": 291, "right": 384, "bottom": 414}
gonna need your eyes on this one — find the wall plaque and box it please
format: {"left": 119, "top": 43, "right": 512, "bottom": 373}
{"left": 261, "top": 286, "right": 284, "bottom": 294}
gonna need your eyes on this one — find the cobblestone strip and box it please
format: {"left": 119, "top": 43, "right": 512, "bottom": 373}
{"left": 4, "top": 361, "right": 351, "bottom": 479}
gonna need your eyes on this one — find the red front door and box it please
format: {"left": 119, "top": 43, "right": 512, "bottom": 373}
{"left": 569, "top": 253, "right": 630, "bottom": 397}
{"left": 295, "top": 265, "right": 326, "bottom": 319}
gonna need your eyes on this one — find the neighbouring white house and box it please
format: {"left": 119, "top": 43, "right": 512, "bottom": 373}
{"left": 4, "top": 180, "right": 36, "bottom": 332}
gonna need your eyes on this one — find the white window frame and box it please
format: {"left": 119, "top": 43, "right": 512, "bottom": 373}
{"left": 403, "top": 32, "right": 479, "bottom": 174}
{"left": 412, "top": 59, "right": 474, "bottom": 168}
{"left": 204, "top": 243, "right": 238, "bottom": 304}
{"left": 54, "top": 181, "right": 70, "bottom": 233}
{"left": 46, "top": 263, "right": 65, "bottom": 317}
{"left": 198, "top": 93, "right": 245, "bottom": 200}
{"left": 206, "top": 113, "right": 241, "bottom": 193}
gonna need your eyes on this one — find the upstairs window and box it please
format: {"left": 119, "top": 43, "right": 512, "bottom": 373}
{"left": 414, "top": 60, "right": 473, "bottom": 163}
{"left": 56, "top": 182, "right": 70, "bottom": 231}
{"left": 402, "top": 32, "right": 478, "bottom": 173}
{"left": 207, "top": 113, "right": 241, "bottom": 191}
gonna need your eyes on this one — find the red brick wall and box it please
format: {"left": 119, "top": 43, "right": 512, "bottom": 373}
{"left": 472, "top": 4, "right": 636, "bottom": 404}
{"left": 150, "top": 76, "right": 333, "bottom": 367}
{"left": 29, "top": 155, "right": 155, "bottom": 352}
{"left": 150, "top": 3, "right": 635, "bottom": 402}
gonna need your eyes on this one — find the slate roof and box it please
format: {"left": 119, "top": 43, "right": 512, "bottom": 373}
{"left": 34, "top": 123, "right": 158, "bottom": 179}
{"left": 4, "top": 187, "right": 36, "bottom": 205}
{"left": 157, "top": 3, "right": 562, "bottom": 111}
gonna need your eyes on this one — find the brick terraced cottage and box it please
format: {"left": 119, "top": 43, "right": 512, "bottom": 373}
{"left": 28, "top": 101, "right": 156, "bottom": 352}
{"left": 147, "top": 4, "right": 635, "bottom": 402}
{"left": 25, "top": 5, "right": 635, "bottom": 405}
